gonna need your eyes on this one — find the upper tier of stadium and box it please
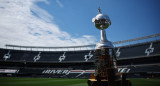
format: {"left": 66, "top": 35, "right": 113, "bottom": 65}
{"left": 1, "top": 40, "right": 160, "bottom": 62}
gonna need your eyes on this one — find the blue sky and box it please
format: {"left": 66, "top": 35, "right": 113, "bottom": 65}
{"left": 37, "top": 0, "right": 160, "bottom": 41}
{"left": 0, "top": 0, "right": 160, "bottom": 47}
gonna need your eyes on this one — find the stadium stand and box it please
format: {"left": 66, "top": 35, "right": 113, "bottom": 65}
{"left": 0, "top": 33, "right": 160, "bottom": 78}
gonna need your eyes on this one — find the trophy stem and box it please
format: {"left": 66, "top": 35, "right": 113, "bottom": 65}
{"left": 100, "top": 29, "right": 107, "bottom": 42}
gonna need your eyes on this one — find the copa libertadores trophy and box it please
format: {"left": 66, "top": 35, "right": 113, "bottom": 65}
{"left": 87, "top": 8, "right": 131, "bottom": 86}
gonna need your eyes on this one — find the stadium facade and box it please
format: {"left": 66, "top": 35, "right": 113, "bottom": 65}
{"left": 0, "top": 33, "right": 160, "bottom": 78}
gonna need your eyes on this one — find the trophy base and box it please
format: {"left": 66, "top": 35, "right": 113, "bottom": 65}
{"left": 95, "top": 41, "right": 114, "bottom": 49}
{"left": 87, "top": 79, "right": 131, "bottom": 86}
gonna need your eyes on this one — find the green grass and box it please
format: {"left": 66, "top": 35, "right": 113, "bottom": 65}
{"left": 0, "top": 77, "right": 160, "bottom": 86}
{"left": 130, "top": 78, "right": 160, "bottom": 86}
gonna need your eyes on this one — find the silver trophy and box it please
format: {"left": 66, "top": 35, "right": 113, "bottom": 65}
{"left": 87, "top": 8, "right": 131, "bottom": 86}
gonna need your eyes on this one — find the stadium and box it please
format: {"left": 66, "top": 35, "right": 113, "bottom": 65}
{"left": 0, "top": 33, "right": 160, "bottom": 86}
{"left": 1, "top": 0, "right": 160, "bottom": 86}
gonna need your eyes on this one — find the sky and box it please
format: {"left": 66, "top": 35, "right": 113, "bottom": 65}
{"left": 0, "top": 0, "right": 160, "bottom": 48}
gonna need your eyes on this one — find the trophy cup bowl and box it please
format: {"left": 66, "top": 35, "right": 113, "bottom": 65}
{"left": 92, "top": 13, "right": 111, "bottom": 30}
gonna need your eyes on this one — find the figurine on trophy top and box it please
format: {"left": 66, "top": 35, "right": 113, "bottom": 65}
{"left": 92, "top": 7, "right": 113, "bottom": 49}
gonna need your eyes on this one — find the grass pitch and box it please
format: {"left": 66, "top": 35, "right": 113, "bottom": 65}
{"left": 0, "top": 77, "right": 160, "bottom": 86}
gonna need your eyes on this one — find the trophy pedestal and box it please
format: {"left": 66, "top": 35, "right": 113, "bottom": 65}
{"left": 87, "top": 48, "right": 131, "bottom": 86}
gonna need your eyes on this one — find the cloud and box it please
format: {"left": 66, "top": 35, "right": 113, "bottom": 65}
{"left": 56, "top": 0, "right": 64, "bottom": 8}
{"left": 0, "top": 0, "right": 96, "bottom": 48}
